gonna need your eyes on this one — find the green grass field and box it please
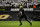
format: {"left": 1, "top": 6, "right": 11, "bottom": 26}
{"left": 0, "top": 21, "right": 40, "bottom": 27}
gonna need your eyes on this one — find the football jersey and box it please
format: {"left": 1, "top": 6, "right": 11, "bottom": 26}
{"left": 19, "top": 8, "right": 25, "bottom": 15}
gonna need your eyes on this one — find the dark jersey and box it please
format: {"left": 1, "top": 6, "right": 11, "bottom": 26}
{"left": 19, "top": 8, "right": 25, "bottom": 15}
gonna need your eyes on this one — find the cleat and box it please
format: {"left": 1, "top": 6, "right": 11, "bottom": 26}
{"left": 30, "top": 23, "right": 32, "bottom": 26}
{"left": 19, "top": 23, "right": 22, "bottom": 26}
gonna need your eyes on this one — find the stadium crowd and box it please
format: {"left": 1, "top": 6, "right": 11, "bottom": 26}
{"left": 0, "top": 0, "right": 40, "bottom": 8}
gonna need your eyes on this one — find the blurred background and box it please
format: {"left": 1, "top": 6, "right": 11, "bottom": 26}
{"left": 0, "top": 0, "right": 40, "bottom": 21}
{"left": 0, "top": 0, "right": 40, "bottom": 8}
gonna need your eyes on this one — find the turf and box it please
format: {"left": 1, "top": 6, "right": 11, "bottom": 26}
{"left": 0, "top": 21, "right": 40, "bottom": 27}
